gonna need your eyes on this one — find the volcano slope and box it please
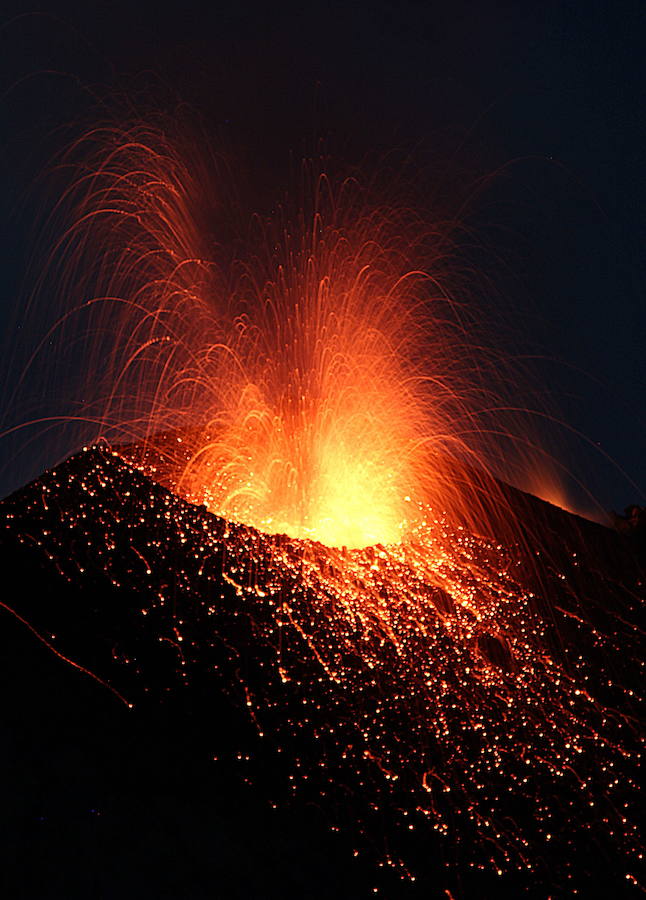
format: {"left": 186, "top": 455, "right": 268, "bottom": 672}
{"left": 0, "top": 446, "right": 643, "bottom": 898}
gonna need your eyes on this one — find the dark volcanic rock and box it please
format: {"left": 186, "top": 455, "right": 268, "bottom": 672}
{"left": 0, "top": 447, "right": 643, "bottom": 898}
{"left": 0, "top": 450, "right": 371, "bottom": 899}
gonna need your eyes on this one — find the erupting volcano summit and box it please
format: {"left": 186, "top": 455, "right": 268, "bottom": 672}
{"left": 0, "top": 119, "right": 643, "bottom": 898}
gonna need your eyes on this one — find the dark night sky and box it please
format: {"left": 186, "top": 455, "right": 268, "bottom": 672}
{"left": 0, "top": 0, "right": 644, "bottom": 512}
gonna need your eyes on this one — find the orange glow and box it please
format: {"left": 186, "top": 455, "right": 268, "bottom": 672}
{"left": 524, "top": 464, "right": 573, "bottom": 513}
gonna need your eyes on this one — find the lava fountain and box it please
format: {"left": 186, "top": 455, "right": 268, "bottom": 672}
{"left": 33, "top": 119, "right": 522, "bottom": 551}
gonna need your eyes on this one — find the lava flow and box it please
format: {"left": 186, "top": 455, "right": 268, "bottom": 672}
{"left": 5, "top": 117, "right": 643, "bottom": 895}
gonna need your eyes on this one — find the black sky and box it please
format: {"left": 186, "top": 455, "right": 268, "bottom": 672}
{"left": 1, "top": 0, "right": 644, "bottom": 512}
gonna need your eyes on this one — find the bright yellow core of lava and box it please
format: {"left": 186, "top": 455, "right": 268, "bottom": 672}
{"left": 269, "top": 453, "right": 407, "bottom": 549}
{"left": 196, "top": 442, "right": 410, "bottom": 550}
{"left": 183, "top": 384, "right": 417, "bottom": 549}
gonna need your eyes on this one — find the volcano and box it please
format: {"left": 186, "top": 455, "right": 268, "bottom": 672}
{"left": 0, "top": 446, "right": 643, "bottom": 898}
